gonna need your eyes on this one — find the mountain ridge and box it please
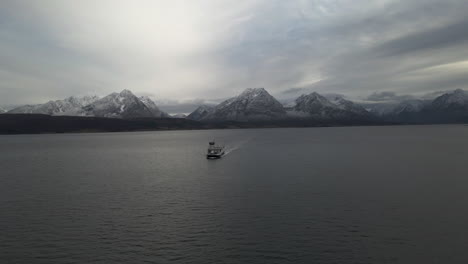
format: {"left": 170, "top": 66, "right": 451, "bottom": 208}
{"left": 7, "top": 88, "right": 468, "bottom": 124}
{"left": 8, "top": 90, "right": 168, "bottom": 119}
{"left": 200, "top": 88, "right": 287, "bottom": 121}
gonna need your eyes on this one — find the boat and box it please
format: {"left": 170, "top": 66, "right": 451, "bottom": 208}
{"left": 206, "top": 141, "right": 225, "bottom": 159}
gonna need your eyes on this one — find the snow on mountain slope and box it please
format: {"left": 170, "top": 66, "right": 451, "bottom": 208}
{"left": 391, "top": 99, "right": 427, "bottom": 115}
{"left": 289, "top": 92, "right": 371, "bottom": 119}
{"left": 203, "top": 88, "right": 286, "bottom": 121}
{"left": 8, "top": 90, "right": 169, "bottom": 119}
{"left": 290, "top": 92, "right": 340, "bottom": 118}
{"left": 139, "top": 96, "right": 170, "bottom": 118}
{"left": 328, "top": 95, "right": 369, "bottom": 115}
{"left": 82, "top": 90, "right": 155, "bottom": 118}
{"left": 8, "top": 96, "right": 100, "bottom": 115}
{"left": 7, "top": 105, "right": 38, "bottom": 114}
{"left": 293, "top": 92, "right": 336, "bottom": 113}
{"left": 430, "top": 89, "right": 468, "bottom": 110}
{"left": 187, "top": 105, "right": 214, "bottom": 120}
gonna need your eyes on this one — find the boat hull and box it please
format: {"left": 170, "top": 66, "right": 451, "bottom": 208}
{"left": 206, "top": 152, "right": 225, "bottom": 159}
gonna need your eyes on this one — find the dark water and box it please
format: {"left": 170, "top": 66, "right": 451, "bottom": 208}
{"left": 1, "top": 125, "right": 468, "bottom": 263}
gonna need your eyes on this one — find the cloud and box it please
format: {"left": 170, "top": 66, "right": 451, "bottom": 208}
{"left": 280, "top": 88, "right": 307, "bottom": 95}
{"left": 2, "top": 0, "right": 468, "bottom": 106}
{"left": 374, "top": 19, "right": 468, "bottom": 57}
{"left": 420, "top": 90, "right": 456, "bottom": 100}
{"left": 0, "top": 0, "right": 266, "bottom": 103}
{"left": 366, "top": 91, "right": 414, "bottom": 102}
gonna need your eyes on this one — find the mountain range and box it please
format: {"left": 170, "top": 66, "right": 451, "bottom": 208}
{"left": 7, "top": 90, "right": 169, "bottom": 119}
{"left": 285, "top": 92, "right": 371, "bottom": 121}
{"left": 8, "top": 95, "right": 99, "bottom": 116}
{"left": 4, "top": 88, "right": 468, "bottom": 125}
{"left": 379, "top": 89, "right": 468, "bottom": 123}
{"left": 192, "top": 88, "right": 287, "bottom": 121}
{"left": 187, "top": 88, "right": 374, "bottom": 123}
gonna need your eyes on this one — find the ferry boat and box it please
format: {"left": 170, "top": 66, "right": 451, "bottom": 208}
{"left": 207, "top": 141, "right": 225, "bottom": 159}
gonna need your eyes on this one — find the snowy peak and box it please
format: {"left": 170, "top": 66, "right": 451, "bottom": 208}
{"left": 369, "top": 89, "right": 468, "bottom": 123}
{"left": 120, "top": 89, "right": 134, "bottom": 96}
{"left": 65, "top": 95, "right": 100, "bottom": 107}
{"left": 7, "top": 105, "right": 37, "bottom": 114}
{"left": 290, "top": 92, "right": 371, "bottom": 119}
{"left": 138, "top": 95, "right": 153, "bottom": 106}
{"left": 8, "top": 95, "right": 100, "bottom": 115}
{"left": 431, "top": 89, "right": 468, "bottom": 110}
{"left": 187, "top": 105, "right": 214, "bottom": 120}
{"left": 293, "top": 92, "right": 336, "bottom": 113}
{"left": 203, "top": 88, "right": 286, "bottom": 121}
{"left": 392, "top": 100, "right": 427, "bottom": 115}
{"left": 117, "top": 89, "right": 137, "bottom": 100}
{"left": 138, "top": 96, "right": 169, "bottom": 118}
{"left": 235, "top": 87, "right": 284, "bottom": 109}
{"left": 195, "top": 104, "right": 214, "bottom": 112}
{"left": 330, "top": 96, "right": 369, "bottom": 115}
{"left": 8, "top": 90, "right": 168, "bottom": 119}
{"left": 82, "top": 89, "right": 156, "bottom": 118}
{"left": 238, "top": 87, "right": 269, "bottom": 98}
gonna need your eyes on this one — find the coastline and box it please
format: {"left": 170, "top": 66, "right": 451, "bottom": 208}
{"left": 2, "top": 113, "right": 463, "bottom": 135}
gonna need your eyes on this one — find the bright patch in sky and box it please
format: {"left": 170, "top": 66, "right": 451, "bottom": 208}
{"left": 1, "top": 0, "right": 468, "bottom": 107}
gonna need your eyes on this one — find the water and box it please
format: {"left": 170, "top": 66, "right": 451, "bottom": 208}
{"left": 1, "top": 125, "right": 468, "bottom": 263}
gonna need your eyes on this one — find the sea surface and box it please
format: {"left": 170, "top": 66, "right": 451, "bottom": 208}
{"left": 1, "top": 125, "right": 468, "bottom": 263}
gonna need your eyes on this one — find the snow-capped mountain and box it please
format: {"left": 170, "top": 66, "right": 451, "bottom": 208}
{"left": 9, "top": 87, "right": 468, "bottom": 124}
{"left": 363, "top": 89, "right": 468, "bottom": 117}
{"left": 9, "top": 90, "right": 168, "bottom": 119}
{"left": 7, "top": 105, "right": 36, "bottom": 114}
{"left": 430, "top": 89, "right": 468, "bottom": 110}
{"left": 187, "top": 105, "right": 214, "bottom": 120}
{"left": 290, "top": 93, "right": 346, "bottom": 117}
{"left": 139, "top": 96, "right": 170, "bottom": 118}
{"left": 8, "top": 96, "right": 100, "bottom": 115}
{"left": 292, "top": 92, "right": 336, "bottom": 114}
{"left": 202, "top": 88, "right": 286, "bottom": 121}
{"left": 394, "top": 89, "right": 468, "bottom": 116}
{"left": 82, "top": 90, "right": 156, "bottom": 118}
{"left": 372, "top": 99, "right": 429, "bottom": 123}
{"left": 416, "top": 89, "right": 468, "bottom": 122}
{"left": 368, "top": 89, "right": 468, "bottom": 123}
{"left": 361, "top": 102, "right": 399, "bottom": 116}
{"left": 328, "top": 95, "right": 369, "bottom": 115}
{"left": 189, "top": 89, "right": 372, "bottom": 122}
{"left": 0, "top": 107, "right": 6, "bottom": 114}
{"left": 287, "top": 92, "right": 372, "bottom": 120}
{"left": 391, "top": 100, "right": 427, "bottom": 115}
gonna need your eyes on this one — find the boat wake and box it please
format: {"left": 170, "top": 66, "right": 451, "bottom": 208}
{"left": 224, "top": 146, "right": 238, "bottom": 156}
{"left": 223, "top": 137, "right": 253, "bottom": 156}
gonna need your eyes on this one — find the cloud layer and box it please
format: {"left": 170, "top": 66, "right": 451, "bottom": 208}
{"left": 1, "top": 0, "right": 468, "bottom": 107}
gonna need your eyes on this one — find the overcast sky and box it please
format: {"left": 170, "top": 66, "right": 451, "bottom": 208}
{"left": 1, "top": 0, "right": 468, "bottom": 106}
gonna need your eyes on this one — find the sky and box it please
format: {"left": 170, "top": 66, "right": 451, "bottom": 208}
{"left": 1, "top": 0, "right": 468, "bottom": 108}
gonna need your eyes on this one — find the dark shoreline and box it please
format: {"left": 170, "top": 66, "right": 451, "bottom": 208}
{"left": 0, "top": 113, "right": 463, "bottom": 135}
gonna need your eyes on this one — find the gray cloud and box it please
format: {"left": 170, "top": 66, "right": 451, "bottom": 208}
{"left": 280, "top": 88, "right": 307, "bottom": 95}
{"left": 375, "top": 19, "right": 468, "bottom": 57}
{"left": 366, "top": 91, "right": 414, "bottom": 102}
{"left": 2, "top": 0, "right": 468, "bottom": 106}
